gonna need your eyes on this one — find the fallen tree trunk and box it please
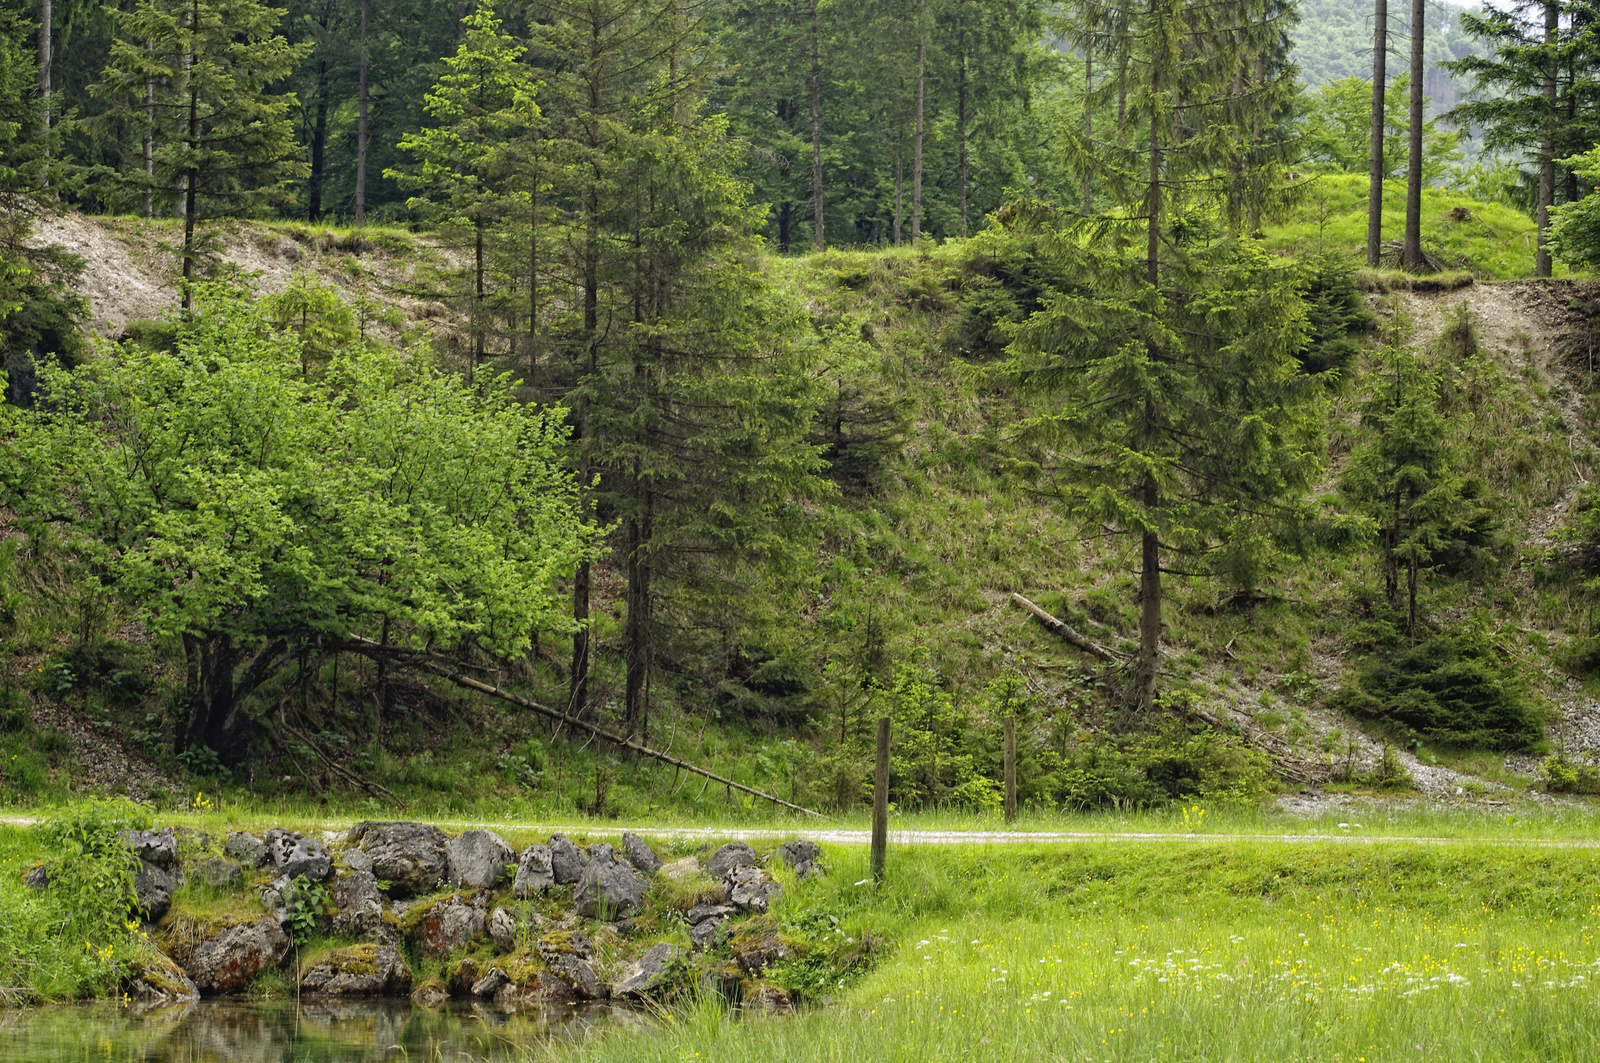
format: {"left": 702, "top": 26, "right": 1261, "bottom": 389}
{"left": 1187, "top": 703, "right": 1330, "bottom": 786}
{"left": 1010, "top": 593, "right": 1123, "bottom": 662}
{"left": 343, "top": 636, "right": 824, "bottom": 818}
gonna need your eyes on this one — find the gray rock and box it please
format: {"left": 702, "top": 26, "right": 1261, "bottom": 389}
{"left": 706, "top": 841, "right": 757, "bottom": 878}
{"left": 258, "top": 874, "right": 293, "bottom": 924}
{"left": 134, "top": 859, "right": 174, "bottom": 923}
{"left": 544, "top": 953, "right": 608, "bottom": 999}
{"left": 124, "top": 951, "right": 199, "bottom": 1005}
{"left": 471, "top": 967, "right": 509, "bottom": 998}
{"left": 537, "top": 930, "right": 591, "bottom": 960}
{"left": 331, "top": 871, "right": 386, "bottom": 939}
{"left": 690, "top": 917, "right": 729, "bottom": 952}
{"left": 686, "top": 904, "right": 735, "bottom": 925}
{"left": 445, "top": 829, "right": 514, "bottom": 889}
{"left": 299, "top": 945, "right": 412, "bottom": 997}
{"left": 489, "top": 908, "right": 517, "bottom": 954}
{"left": 588, "top": 842, "right": 616, "bottom": 863}
{"left": 614, "top": 943, "right": 683, "bottom": 998}
{"left": 732, "top": 930, "right": 795, "bottom": 975}
{"left": 621, "top": 833, "right": 663, "bottom": 873}
{"left": 548, "top": 834, "right": 589, "bottom": 885}
{"left": 512, "top": 844, "right": 554, "bottom": 897}
{"left": 22, "top": 864, "right": 47, "bottom": 890}
{"left": 264, "top": 828, "right": 332, "bottom": 880}
{"left": 574, "top": 849, "right": 649, "bottom": 918}
{"left": 408, "top": 895, "right": 482, "bottom": 958}
{"left": 342, "top": 848, "right": 375, "bottom": 874}
{"left": 224, "top": 831, "right": 269, "bottom": 868}
{"left": 187, "top": 917, "right": 291, "bottom": 995}
{"left": 411, "top": 982, "right": 448, "bottom": 1008}
{"left": 659, "top": 856, "right": 700, "bottom": 881}
{"left": 771, "top": 839, "right": 823, "bottom": 877}
{"left": 193, "top": 857, "right": 243, "bottom": 889}
{"left": 120, "top": 828, "right": 178, "bottom": 869}
{"left": 725, "top": 865, "right": 782, "bottom": 913}
{"left": 348, "top": 821, "right": 449, "bottom": 897}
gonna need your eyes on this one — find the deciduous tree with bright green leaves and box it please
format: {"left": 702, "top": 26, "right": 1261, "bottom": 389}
{"left": 0, "top": 285, "right": 594, "bottom": 761}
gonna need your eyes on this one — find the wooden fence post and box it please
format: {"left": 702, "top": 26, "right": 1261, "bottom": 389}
{"left": 1003, "top": 714, "right": 1017, "bottom": 824}
{"left": 871, "top": 716, "right": 890, "bottom": 883}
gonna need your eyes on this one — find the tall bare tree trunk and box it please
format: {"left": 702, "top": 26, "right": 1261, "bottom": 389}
{"left": 1402, "top": 0, "right": 1424, "bottom": 270}
{"left": 1537, "top": 0, "right": 1557, "bottom": 278}
{"left": 1367, "top": 0, "right": 1386, "bottom": 266}
{"left": 144, "top": 44, "right": 155, "bottom": 217}
{"left": 810, "top": 0, "right": 824, "bottom": 250}
{"left": 894, "top": 115, "right": 904, "bottom": 245}
{"left": 355, "top": 0, "right": 370, "bottom": 225}
{"left": 1083, "top": 44, "right": 1093, "bottom": 215}
{"left": 181, "top": 0, "right": 199, "bottom": 311}
{"left": 912, "top": 0, "right": 926, "bottom": 241}
{"left": 308, "top": 59, "right": 330, "bottom": 221}
{"left": 37, "top": 0, "right": 49, "bottom": 163}
{"left": 956, "top": 25, "right": 968, "bottom": 238}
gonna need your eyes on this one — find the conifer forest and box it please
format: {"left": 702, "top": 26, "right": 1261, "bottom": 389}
{"left": 9, "top": 0, "right": 1600, "bottom": 1057}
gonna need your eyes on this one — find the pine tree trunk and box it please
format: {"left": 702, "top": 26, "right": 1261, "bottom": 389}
{"left": 956, "top": 26, "right": 969, "bottom": 238}
{"left": 181, "top": 0, "right": 198, "bottom": 310}
{"left": 473, "top": 220, "right": 485, "bottom": 377}
{"left": 1367, "top": 0, "right": 1386, "bottom": 267}
{"left": 912, "top": 2, "right": 926, "bottom": 241}
{"left": 308, "top": 59, "right": 329, "bottom": 221}
{"left": 37, "top": 0, "right": 49, "bottom": 148}
{"left": 810, "top": 0, "right": 824, "bottom": 250}
{"left": 355, "top": 0, "right": 369, "bottom": 226}
{"left": 1402, "top": 0, "right": 1424, "bottom": 271}
{"left": 894, "top": 117, "right": 904, "bottom": 245}
{"left": 624, "top": 495, "right": 653, "bottom": 739}
{"left": 1083, "top": 45, "right": 1092, "bottom": 215}
{"left": 1406, "top": 553, "right": 1418, "bottom": 639}
{"left": 1136, "top": 498, "right": 1161, "bottom": 714}
{"left": 570, "top": 20, "right": 603, "bottom": 721}
{"left": 1538, "top": 0, "right": 1557, "bottom": 278}
{"left": 144, "top": 48, "right": 155, "bottom": 218}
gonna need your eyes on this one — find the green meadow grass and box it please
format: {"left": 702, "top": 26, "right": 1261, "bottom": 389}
{"left": 554, "top": 840, "right": 1600, "bottom": 1063}
{"left": 1263, "top": 172, "right": 1570, "bottom": 281}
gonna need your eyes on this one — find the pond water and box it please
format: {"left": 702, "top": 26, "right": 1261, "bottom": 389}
{"left": 0, "top": 998, "right": 650, "bottom": 1062}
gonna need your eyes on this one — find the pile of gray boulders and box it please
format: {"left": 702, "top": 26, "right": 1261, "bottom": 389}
{"left": 35, "top": 821, "right": 827, "bottom": 1011}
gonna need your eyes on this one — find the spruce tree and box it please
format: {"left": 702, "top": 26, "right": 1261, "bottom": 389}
{"left": 89, "top": 0, "right": 307, "bottom": 307}
{"left": 1009, "top": 0, "right": 1319, "bottom": 714}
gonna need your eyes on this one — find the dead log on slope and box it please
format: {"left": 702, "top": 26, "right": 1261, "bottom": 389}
{"left": 1009, "top": 593, "right": 1124, "bottom": 663}
{"left": 1187, "top": 703, "right": 1330, "bottom": 787}
{"left": 342, "top": 636, "right": 824, "bottom": 818}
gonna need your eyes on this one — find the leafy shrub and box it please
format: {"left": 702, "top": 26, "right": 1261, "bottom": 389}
{"left": 1339, "top": 626, "right": 1543, "bottom": 750}
{"left": 31, "top": 799, "right": 152, "bottom": 947}
{"left": 1538, "top": 754, "right": 1600, "bottom": 794}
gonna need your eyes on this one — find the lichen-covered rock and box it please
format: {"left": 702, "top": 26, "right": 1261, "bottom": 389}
{"left": 574, "top": 848, "right": 648, "bottom": 919}
{"left": 471, "top": 967, "right": 509, "bottom": 997}
{"left": 22, "top": 863, "right": 47, "bottom": 890}
{"left": 659, "top": 856, "right": 700, "bottom": 881}
{"left": 299, "top": 945, "right": 412, "bottom": 996}
{"left": 725, "top": 865, "right": 782, "bottom": 913}
{"left": 119, "top": 828, "right": 178, "bottom": 869}
{"left": 330, "top": 870, "right": 387, "bottom": 939}
{"left": 187, "top": 917, "right": 290, "bottom": 995}
{"left": 731, "top": 930, "right": 796, "bottom": 975}
{"left": 224, "top": 831, "right": 269, "bottom": 868}
{"left": 512, "top": 844, "right": 554, "bottom": 897}
{"left": 124, "top": 950, "right": 199, "bottom": 1005}
{"left": 134, "top": 860, "right": 174, "bottom": 923}
{"left": 406, "top": 895, "right": 483, "bottom": 958}
{"left": 621, "top": 832, "right": 663, "bottom": 873}
{"left": 446, "top": 957, "right": 482, "bottom": 997}
{"left": 746, "top": 984, "right": 793, "bottom": 1012}
{"left": 444, "top": 829, "right": 514, "bottom": 889}
{"left": 348, "top": 821, "right": 448, "bottom": 897}
{"left": 411, "top": 980, "right": 448, "bottom": 1008}
{"left": 686, "top": 903, "right": 735, "bottom": 925}
{"left": 614, "top": 943, "right": 683, "bottom": 998}
{"left": 544, "top": 953, "right": 608, "bottom": 999}
{"left": 192, "top": 857, "right": 243, "bottom": 889}
{"left": 771, "top": 840, "right": 823, "bottom": 877}
{"left": 690, "top": 916, "right": 730, "bottom": 952}
{"left": 489, "top": 907, "right": 517, "bottom": 954}
{"left": 536, "top": 930, "right": 592, "bottom": 959}
{"left": 548, "top": 834, "right": 589, "bottom": 885}
{"left": 706, "top": 841, "right": 757, "bottom": 878}
{"left": 263, "top": 828, "right": 332, "bottom": 880}
{"left": 341, "top": 847, "right": 375, "bottom": 874}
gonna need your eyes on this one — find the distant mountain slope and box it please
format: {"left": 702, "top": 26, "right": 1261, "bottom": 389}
{"left": 1293, "top": 0, "right": 1490, "bottom": 114}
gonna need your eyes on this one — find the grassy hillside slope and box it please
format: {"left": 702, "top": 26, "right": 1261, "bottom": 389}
{"left": 5, "top": 190, "right": 1600, "bottom": 821}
